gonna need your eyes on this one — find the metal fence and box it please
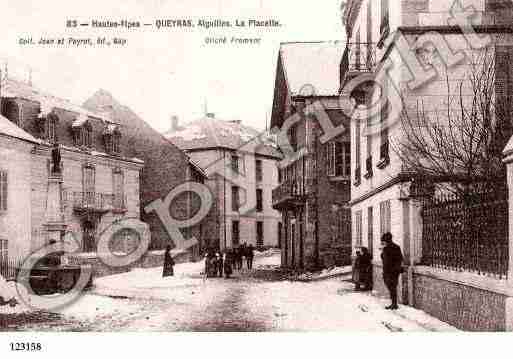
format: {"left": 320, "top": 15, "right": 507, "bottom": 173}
{"left": 421, "top": 188, "right": 509, "bottom": 278}
{"left": 0, "top": 257, "right": 23, "bottom": 280}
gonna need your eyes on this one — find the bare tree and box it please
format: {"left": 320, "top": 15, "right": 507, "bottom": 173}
{"left": 393, "top": 48, "right": 512, "bottom": 197}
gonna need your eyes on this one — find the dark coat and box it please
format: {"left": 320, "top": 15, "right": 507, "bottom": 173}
{"left": 381, "top": 242, "right": 403, "bottom": 279}
{"left": 163, "top": 250, "right": 175, "bottom": 277}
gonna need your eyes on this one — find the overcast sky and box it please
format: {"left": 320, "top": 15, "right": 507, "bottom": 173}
{"left": 0, "top": 0, "right": 344, "bottom": 132}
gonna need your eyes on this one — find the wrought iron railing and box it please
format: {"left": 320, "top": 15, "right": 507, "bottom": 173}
{"left": 272, "top": 177, "right": 311, "bottom": 208}
{"left": 70, "top": 191, "right": 126, "bottom": 212}
{"left": 421, "top": 188, "right": 509, "bottom": 278}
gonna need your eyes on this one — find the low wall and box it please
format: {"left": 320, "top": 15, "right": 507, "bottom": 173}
{"left": 68, "top": 249, "right": 192, "bottom": 279}
{"left": 411, "top": 266, "right": 509, "bottom": 331}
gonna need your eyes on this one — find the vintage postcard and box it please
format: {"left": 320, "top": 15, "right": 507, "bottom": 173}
{"left": 0, "top": 0, "right": 512, "bottom": 356}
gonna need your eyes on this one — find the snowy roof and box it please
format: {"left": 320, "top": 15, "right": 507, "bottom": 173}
{"left": 1, "top": 78, "right": 108, "bottom": 121}
{"left": 279, "top": 41, "right": 344, "bottom": 97}
{"left": 0, "top": 114, "right": 39, "bottom": 144}
{"left": 166, "top": 115, "right": 281, "bottom": 158}
{"left": 72, "top": 113, "right": 89, "bottom": 127}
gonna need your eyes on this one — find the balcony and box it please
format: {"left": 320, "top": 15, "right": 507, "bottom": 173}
{"left": 272, "top": 178, "right": 312, "bottom": 210}
{"left": 70, "top": 192, "right": 127, "bottom": 213}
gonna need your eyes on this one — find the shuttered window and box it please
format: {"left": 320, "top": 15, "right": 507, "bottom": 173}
{"left": 232, "top": 186, "right": 239, "bottom": 211}
{"left": 113, "top": 169, "right": 124, "bottom": 209}
{"left": 355, "top": 210, "right": 363, "bottom": 246}
{"left": 0, "top": 171, "right": 7, "bottom": 212}
{"left": 0, "top": 239, "right": 7, "bottom": 262}
{"left": 379, "top": 200, "right": 391, "bottom": 236}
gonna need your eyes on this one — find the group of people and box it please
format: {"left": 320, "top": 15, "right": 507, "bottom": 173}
{"left": 204, "top": 243, "right": 255, "bottom": 279}
{"left": 353, "top": 232, "right": 404, "bottom": 310}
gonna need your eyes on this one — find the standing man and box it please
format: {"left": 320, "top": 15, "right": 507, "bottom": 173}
{"left": 380, "top": 232, "right": 403, "bottom": 310}
{"left": 246, "top": 244, "right": 254, "bottom": 270}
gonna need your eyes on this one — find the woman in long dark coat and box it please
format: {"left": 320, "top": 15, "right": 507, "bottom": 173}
{"left": 163, "top": 245, "right": 175, "bottom": 277}
{"left": 223, "top": 250, "right": 233, "bottom": 278}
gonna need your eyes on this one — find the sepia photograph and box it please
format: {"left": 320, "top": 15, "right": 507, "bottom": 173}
{"left": 0, "top": 0, "right": 513, "bottom": 356}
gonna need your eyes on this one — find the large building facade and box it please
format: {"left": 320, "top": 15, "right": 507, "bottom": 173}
{"left": 83, "top": 90, "right": 211, "bottom": 258}
{"left": 0, "top": 78, "right": 144, "bottom": 268}
{"left": 271, "top": 42, "right": 352, "bottom": 271}
{"left": 343, "top": 0, "right": 513, "bottom": 329}
{"left": 166, "top": 113, "right": 282, "bottom": 251}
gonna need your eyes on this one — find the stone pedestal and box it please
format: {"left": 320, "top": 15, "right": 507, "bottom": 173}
{"left": 44, "top": 175, "right": 67, "bottom": 242}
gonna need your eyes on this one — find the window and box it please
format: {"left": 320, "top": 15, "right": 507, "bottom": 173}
{"left": 278, "top": 168, "right": 283, "bottom": 183}
{"left": 83, "top": 125, "right": 93, "bottom": 148}
{"left": 256, "top": 221, "right": 264, "bottom": 247}
{"left": 327, "top": 142, "right": 351, "bottom": 178}
{"left": 112, "top": 133, "right": 121, "bottom": 154}
{"left": 379, "top": 200, "right": 391, "bottom": 236}
{"left": 378, "top": 76, "right": 390, "bottom": 167}
{"left": 289, "top": 125, "right": 297, "bottom": 152}
{"left": 0, "top": 170, "right": 7, "bottom": 212}
{"left": 113, "top": 169, "right": 124, "bottom": 210}
{"left": 232, "top": 221, "right": 240, "bottom": 246}
{"left": 83, "top": 165, "right": 95, "bottom": 206}
{"left": 255, "top": 159, "right": 263, "bottom": 182}
{"left": 335, "top": 142, "right": 351, "bottom": 177}
{"left": 256, "top": 188, "right": 263, "bottom": 212}
{"left": 47, "top": 116, "right": 58, "bottom": 144}
{"left": 367, "top": 206, "right": 374, "bottom": 255}
{"left": 231, "top": 186, "right": 239, "bottom": 211}
{"left": 0, "top": 239, "right": 7, "bottom": 262}
{"left": 231, "top": 154, "right": 239, "bottom": 173}
{"left": 355, "top": 210, "right": 363, "bottom": 247}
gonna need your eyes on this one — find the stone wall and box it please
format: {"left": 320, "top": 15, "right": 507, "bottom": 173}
{"left": 412, "top": 270, "right": 507, "bottom": 331}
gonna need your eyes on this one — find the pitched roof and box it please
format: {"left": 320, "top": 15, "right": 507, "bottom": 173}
{"left": 279, "top": 41, "right": 344, "bottom": 97}
{"left": 0, "top": 114, "right": 39, "bottom": 144}
{"left": 2, "top": 78, "right": 109, "bottom": 121}
{"left": 165, "top": 114, "right": 282, "bottom": 159}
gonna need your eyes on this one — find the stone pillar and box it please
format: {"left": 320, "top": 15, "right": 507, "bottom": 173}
{"left": 43, "top": 172, "right": 67, "bottom": 244}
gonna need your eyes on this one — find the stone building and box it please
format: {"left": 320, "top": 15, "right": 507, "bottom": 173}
{"left": 166, "top": 113, "right": 282, "bottom": 251}
{"left": 0, "top": 113, "right": 40, "bottom": 262}
{"left": 271, "top": 42, "right": 352, "bottom": 271}
{"left": 343, "top": 0, "right": 513, "bottom": 330}
{"left": 0, "top": 78, "right": 145, "bottom": 274}
{"left": 83, "top": 90, "right": 211, "bottom": 257}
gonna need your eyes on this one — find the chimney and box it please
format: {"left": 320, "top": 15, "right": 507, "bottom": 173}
{"left": 206, "top": 113, "right": 215, "bottom": 119}
{"left": 170, "top": 115, "right": 179, "bottom": 131}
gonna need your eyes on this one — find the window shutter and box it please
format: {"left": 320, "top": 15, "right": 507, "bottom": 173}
{"left": 0, "top": 171, "right": 7, "bottom": 211}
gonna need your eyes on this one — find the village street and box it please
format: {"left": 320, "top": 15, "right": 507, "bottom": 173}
{"left": 1, "top": 251, "right": 455, "bottom": 332}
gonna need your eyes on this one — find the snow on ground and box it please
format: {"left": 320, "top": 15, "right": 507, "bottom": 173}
{"left": 244, "top": 279, "right": 457, "bottom": 332}
{"left": 2, "top": 251, "right": 458, "bottom": 332}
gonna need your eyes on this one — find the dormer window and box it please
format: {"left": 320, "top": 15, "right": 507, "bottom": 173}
{"left": 46, "top": 113, "right": 59, "bottom": 144}
{"left": 72, "top": 115, "right": 93, "bottom": 148}
{"left": 103, "top": 124, "right": 121, "bottom": 155}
